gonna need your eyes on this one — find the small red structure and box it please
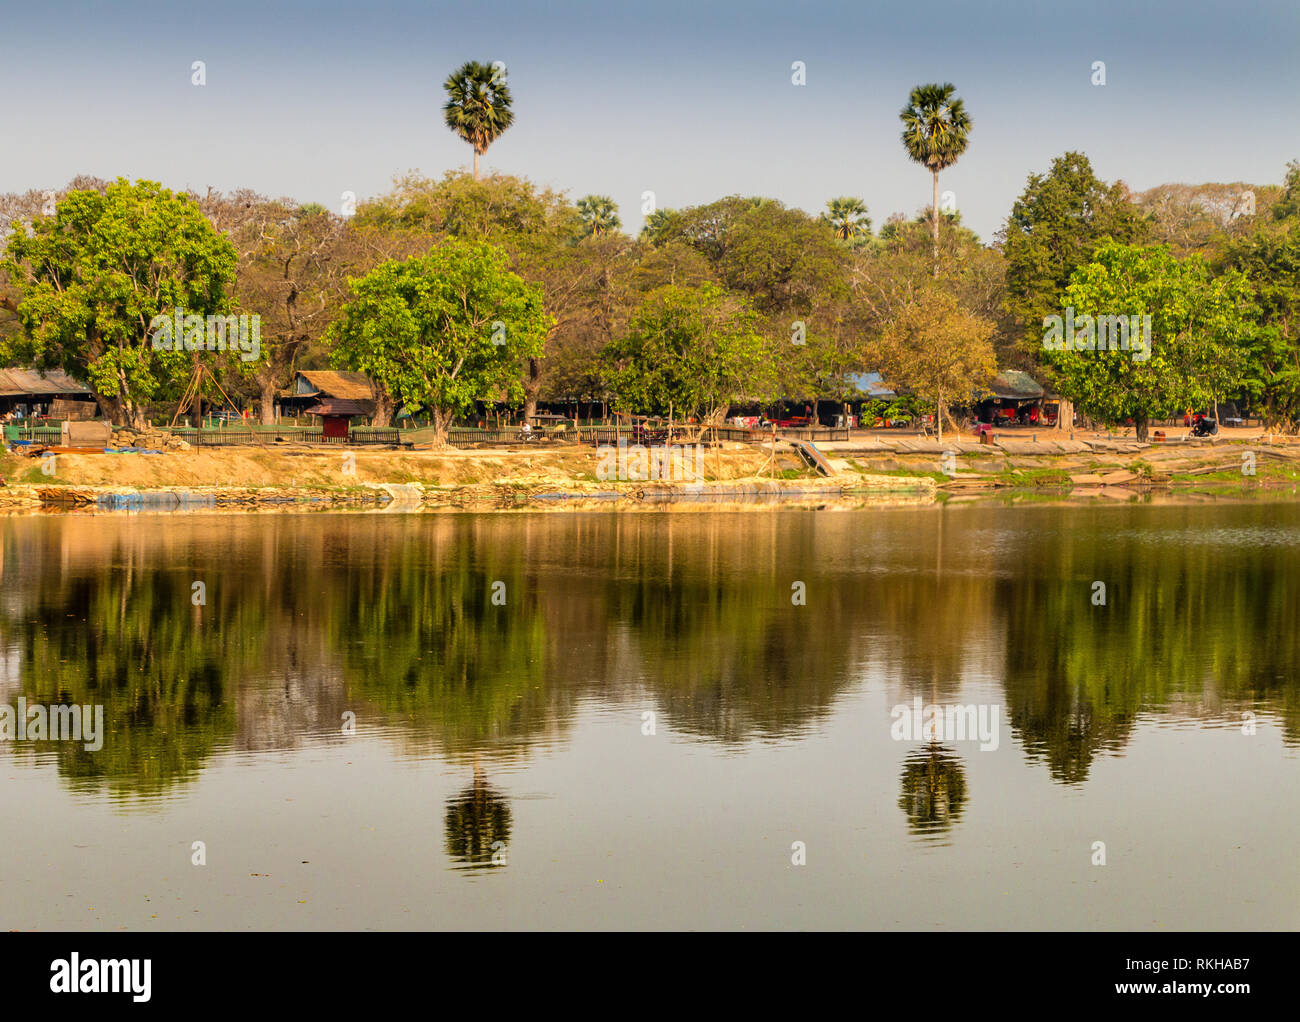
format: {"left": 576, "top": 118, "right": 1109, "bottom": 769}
{"left": 304, "top": 398, "right": 369, "bottom": 440}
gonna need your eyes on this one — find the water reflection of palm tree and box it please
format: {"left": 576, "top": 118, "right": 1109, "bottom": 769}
{"left": 898, "top": 746, "right": 968, "bottom": 838}
{"left": 444, "top": 755, "right": 513, "bottom": 870}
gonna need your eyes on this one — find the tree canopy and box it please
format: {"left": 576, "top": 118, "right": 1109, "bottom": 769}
{"left": 1045, "top": 241, "right": 1256, "bottom": 439}
{"left": 1, "top": 177, "right": 238, "bottom": 426}
{"left": 1002, "top": 152, "right": 1148, "bottom": 366}
{"left": 601, "top": 283, "right": 770, "bottom": 425}
{"left": 873, "top": 288, "right": 996, "bottom": 441}
{"left": 329, "top": 239, "right": 552, "bottom": 443}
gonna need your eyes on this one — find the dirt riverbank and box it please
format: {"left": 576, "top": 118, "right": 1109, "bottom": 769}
{"left": 2, "top": 433, "right": 1297, "bottom": 512}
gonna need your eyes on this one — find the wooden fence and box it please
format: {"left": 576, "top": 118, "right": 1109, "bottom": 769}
{"left": 4, "top": 419, "right": 851, "bottom": 450}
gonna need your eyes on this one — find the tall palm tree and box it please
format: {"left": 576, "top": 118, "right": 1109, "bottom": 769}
{"left": 442, "top": 60, "right": 515, "bottom": 181}
{"left": 576, "top": 195, "right": 621, "bottom": 238}
{"left": 822, "top": 196, "right": 871, "bottom": 242}
{"left": 899, "top": 83, "right": 972, "bottom": 273}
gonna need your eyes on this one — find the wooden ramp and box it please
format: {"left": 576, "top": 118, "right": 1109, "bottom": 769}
{"left": 787, "top": 438, "right": 834, "bottom": 476}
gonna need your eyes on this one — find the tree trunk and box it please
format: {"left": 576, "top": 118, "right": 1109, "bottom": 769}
{"left": 473, "top": 149, "right": 480, "bottom": 181}
{"left": 523, "top": 356, "right": 542, "bottom": 423}
{"left": 431, "top": 406, "right": 455, "bottom": 447}
{"left": 936, "top": 389, "right": 943, "bottom": 442}
{"left": 1054, "top": 397, "right": 1074, "bottom": 433}
{"left": 369, "top": 382, "right": 394, "bottom": 428}
{"left": 1135, "top": 412, "right": 1149, "bottom": 443}
{"left": 931, "top": 169, "right": 940, "bottom": 278}
{"left": 97, "top": 393, "right": 127, "bottom": 426}
{"left": 258, "top": 378, "right": 277, "bottom": 426}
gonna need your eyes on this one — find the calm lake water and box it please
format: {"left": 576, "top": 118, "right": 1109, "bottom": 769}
{"left": 2, "top": 504, "right": 1297, "bottom": 930}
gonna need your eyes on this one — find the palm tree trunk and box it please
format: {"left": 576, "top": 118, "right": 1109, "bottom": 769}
{"left": 931, "top": 169, "right": 940, "bottom": 278}
{"left": 473, "top": 149, "right": 480, "bottom": 181}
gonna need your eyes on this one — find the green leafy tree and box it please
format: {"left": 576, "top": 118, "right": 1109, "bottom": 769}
{"left": 1045, "top": 241, "right": 1256, "bottom": 440}
{"left": 353, "top": 170, "right": 591, "bottom": 420}
{"left": 1271, "top": 160, "right": 1300, "bottom": 222}
{"left": 853, "top": 211, "right": 1007, "bottom": 336}
{"left": 0, "top": 178, "right": 237, "bottom": 427}
{"left": 1001, "top": 152, "right": 1148, "bottom": 428}
{"left": 821, "top": 197, "right": 872, "bottom": 244}
{"left": 1002, "top": 152, "right": 1148, "bottom": 357}
{"left": 443, "top": 60, "right": 515, "bottom": 181}
{"left": 1219, "top": 217, "right": 1300, "bottom": 429}
{"left": 328, "top": 239, "right": 552, "bottom": 445}
{"left": 649, "top": 198, "right": 849, "bottom": 319}
{"left": 639, "top": 208, "right": 680, "bottom": 244}
{"left": 649, "top": 196, "right": 765, "bottom": 264}
{"left": 873, "top": 289, "right": 996, "bottom": 441}
{"left": 899, "top": 83, "right": 972, "bottom": 272}
{"left": 780, "top": 323, "right": 862, "bottom": 424}
{"left": 625, "top": 240, "right": 714, "bottom": 293}
{"left": 716, "top": 202, "right": 848, "bottom": 314}
{"left": 576, "top": 195, "right": 622, "bottom": 239}
{"left": 357, "top": 171, "right": 577, "bottom": 248}
{"left": 602, "top": 283, "right": 770, "bottom": 426}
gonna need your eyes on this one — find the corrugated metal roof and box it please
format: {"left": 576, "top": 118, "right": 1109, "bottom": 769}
{"left": 0, "top": 368, "right": 93, "bottom": 397}
{"left": 294, "top": 371, "right": 375, "bottom": 401}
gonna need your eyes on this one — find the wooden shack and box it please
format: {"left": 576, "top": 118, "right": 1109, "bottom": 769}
{"left": 0, "top": 369, "right": 94, "bottom": 417}
{"left": 282, "top": 371, "right": 377, "bottom": 420}
{"left": 304, "top": 398, "right": 370, "bottom": 440}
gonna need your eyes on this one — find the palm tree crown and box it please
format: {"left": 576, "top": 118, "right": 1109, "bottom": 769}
{"left": 443, "top": 60, "right": 515, "bottom": 180}
{"left": 576, "top": 195, "right": 621, "bottom": 238}
{"left": 822, "top": 197, "right": 871, "bottom": 241}
{"left": 899, "top": 83, "right": 971, "bottom": 172}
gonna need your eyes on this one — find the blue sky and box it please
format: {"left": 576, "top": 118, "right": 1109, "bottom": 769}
{"left": 3, "top": 0, "right": 1298, "bottom": 240}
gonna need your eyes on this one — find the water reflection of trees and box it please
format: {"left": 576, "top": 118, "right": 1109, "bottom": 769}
{"left": 0, "top": 528, "right": 242, "bottom": 799}
{"left": 897, "top": 746, "right": 968, "bottom": 839}
{"left": 1, "top": 505, "right": 1297, "bottom": 802}
{"left": 444, "top": 760, "right": 512, "bottom": 871}
{"left": 998, "top": 505, "right": 1300, "bottom": 781}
